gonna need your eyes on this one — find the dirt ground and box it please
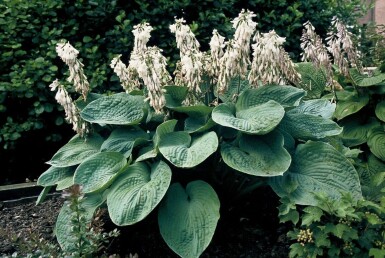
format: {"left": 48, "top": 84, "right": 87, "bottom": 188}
{"left": 0, "top": 191, "right": 290, "bottom": 257}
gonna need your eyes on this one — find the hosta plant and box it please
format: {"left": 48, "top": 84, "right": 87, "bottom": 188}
{"left": 38, "top": 10, "right": 364, "bottom": 257}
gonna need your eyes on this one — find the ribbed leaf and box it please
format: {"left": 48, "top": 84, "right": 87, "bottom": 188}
{"left": 81, "top": 93, "right": 145, "bottom": 125}
{"left": 159, "top": 131, "right": 218, "bottom": 168}
{"left": 269, "top": 141, "right": 362, "bottom": 206}
{"left": 279, "top": 111, "right": 342, "bottom": 140}
{"left": 212, "top": 101, "right": 284, "bottom": 135}
{"left": 334, "top": 92, "right": 369, "bottom": 120}
{"left": 37, "top": 166, "right": 75, "bottom": 187}
{"left": 290, "top": 99, "right": 336, "bottom": 119}
{"left": 170, "top": 105, "right": 213, "bottom": 118}
{"left": 221, "top": 131, "right": 291, "bottom": 176}
{"left": 295, "top": 62, "right": 327, "bottom": 99}
{"left": 55, "top": 192, "right": 105, "bottom": 252}
{"left": 218, "top": 75, "right": 251, "bottom": 102}
{"left": 340, "top": 117, "right": 380, "bottom": 147}
{"left": 74, "top": 152, "right": 127, "bottom": 193}
{"left": 136, "top": 146, "right": 158, "bottom": 162}
{"left": 47, "top": 134, "right": 103, "bottom": 167}
{"left": 158, "top": 181, "right": 220, "bottom": 258}
{"left": 164, "top": 86, "right": 188, "bottom": 108}
{"left": 101, "top": 127, "right": 149, "bottom": 158}
{"left": 107, "top": 161, "right": 171, "bottom": 226}
{"left": 358, "top": 154, "right": 385, "bottom": 186}
{"left": 154, "top": 119, "right": 178, "bottom": 148}
{"left": 235, "top": 86, "right": 306, "bottom": 110}
{"left": 368, "top": 129, "right": 385, "bottom": 162}
{"left": 350, "top": 68, "right": 385, "bottom": 87}
{"left": 56, "top": 176, "right": 74, "bottom": 191}
{"left": 375, "top": 100, "right": 385, "bottom": 122}
{"left": 184, "top": 116, "right": 216, "bottom": 133}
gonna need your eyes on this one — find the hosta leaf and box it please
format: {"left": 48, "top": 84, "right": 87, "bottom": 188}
{"left": 218, "top": 75, "right": 251, "bottom": 102}
{"left": 158, "top": 181, "right": 220, "bottom": 258}
{"left": 212, "top": 101, "right": 284, "bottom": 135}
{"left": 295, "top": 62, "right": 327, "bottom": 99}
{"left": 154, "top": 119, "right": 178, "bottom": 148}
{"left": 340, "top": 117, "right": 380, "bottom": 147}
{"left": 350, "top": 68, "right": 385, "bottom": 87}
{"left": 159, "top": 131, "right": 218, "bottom": 168}
{"left": 170, "top": 105, "right": 213, "bottom": 118}
{"left": 81, "top": 93, "right": 145, "bottom": 125}
{"left": 75, "top": 92, "right": 102, "bottom": 110}
{"left": 368, "top": 129, "right": 385, "bottom": 162}
{"left": 220, "top": 131, "right": 291, "bottom": 176}
{"left": 101, "top": 127, "right": 149, "bottom": 158}
{"left": 136, "top": 145, "right": 158, "bottom": 162}
{"left": 37, "top": 166, "right": 75, "bottom": 187}
{"left": 56, "top": 176, "right": 74, "bottom": 190}
{"left": 269, "top": 141, "right": 362, "bottom": 206}
{"left": 334, "top": 92, "right": 369, "bottom": 120}
{"left": 235, "top": 86, "right": 306, "bottom": 110}
{"left": 47, "top": 134, "right": 103, "bottom": 167}
{"left": 279, "top": 111, "right": 342, "bottom": 140}
{"left": 55, "top": 192, "right": 105, "bottom": 252}
{"left": 36, "top": 186, "right": 52, "bottom": 205}
{"left": 375, "top": 100, "right": 385, "bottom": 122}
{"left": 164, "top": 85, "right": 189, "bottom": 108}
{"left": 74, "top": 152, "right": 127, "bottom": 193}
{"left": 290, "top": 99, "right": 336, "bottom": 119}
{"left": 107, "top": 161, "right": 171, "bottom": 226}
{"left": 184, "top": 116, "right": 216, "bottom": 133}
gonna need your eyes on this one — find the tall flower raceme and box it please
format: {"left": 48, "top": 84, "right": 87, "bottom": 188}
{"left": 130, "top": 46, "right": 171, "bottom": 113}
{"left": 49, "top": 79, "right": 89, "bottom": 136}
{"left": 249, "top": 31, "right": 301, "bottom": 86}
{"left": 231, "top": 9, "right": 257, "bottom": 77}
{"left": 300, "top": 21, "right": 334, "bottom": 85}
{"left": 208, "top": 29, "right": 225, "bottom": 78}
{"left": 56, "top": 42, "right": 90, "bottom": 100}
{"left": 217, "top": 39, "right": 241, "bottom": 93}
{"left": 170, "top": 18, "right": 204, "bottom": 99}
{"left": 326, "top": 16, "right": 362, "bottom": 76}
{"left": 110, "top": 55, "right": 140, "bottom": 93}
{"left": 132, "top": 22, "right": 153, "bottom": 53}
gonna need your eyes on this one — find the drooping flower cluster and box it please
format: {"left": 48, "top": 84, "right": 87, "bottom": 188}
{"left": 56, "top": 42, "right": 90, "bottom": 100}
{"left": 207, "top": 29, "right": 225, "bottom": 78}
{"left": 326, "top": 16, "right": 362, "bottom": 76}
{"left": 49, "top": 79, "right": 88, "bottom": 136}
{"left": 300, "top": 21, "right": 333, "bottom": 84}
{"left": 218, "top": 9, "right": 257, "bottom": 93}
{"left": 111, "top": 22, "right": 171, "bottom": 113}
{"left": 249, "top": 31, "right": 301, "bottom": 86}
{"left": 170, "top": 18, "right": 203, "bottom": 100}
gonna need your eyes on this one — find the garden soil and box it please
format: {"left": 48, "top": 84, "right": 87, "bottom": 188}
{"left": 0, "top": 190, "right": 290, "bottom": 257}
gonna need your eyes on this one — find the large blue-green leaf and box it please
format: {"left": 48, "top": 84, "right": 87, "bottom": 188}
{"left": 375, "top": 100, "right": 385, "bottom": 122}
{"left": 221, "top": 131, "right": 291, "bottom": 176}
{"left": 74, "top": 152, "right": 127, "bottom": 193}
{"left": 184, "top": 116, "right": 216, "bottom": 133}
{"left": 290, "top": 99, "right": 336, "bottom": 119}
{"left": 47, "top": 134, "right": 103, "bottom": 167}
{"left": 269, "top": 141, "right": 362, "bottom": 206}
{"left": 340, "top": 117, "right": 380, "bottom": 147}
{"left": 107, "top": 161, "right": 171, "bottom": 226}
{"left": 235, "top": 86, "right": 306, "bottom": 110}
{"left": 80, "top": 93, "right": 146, "bottom": 125}
{"left": 212, "top": 101, "right": 284, "bottom": 135}
{"left": 295, "top": 62, "right": 327, "bottom": 99}
{"left": 279, "top": 111, "right": 342, "bottom": 140}
{"left": 368, "top": 128, "right": 385, "bottom": 162}
{"left": 164, "top": 86, "right": 189, "bottom": 108}
{"left": 159, "top": 131, "right": 218, "bottom": 168}
{"left": 101, "top": 127, "right": 149, "bottom": 158}
{"left": 55, "top": 191, "right": 105, "bottom": 252}
{"left": 154, "top": 119, "right": 178, "bottom": 148}
{"left": 334, "top": 91, "right": 369, "bottom": 120}
{"left": 158, "top": 181, "right": 220, "bottom": 258}
{"left": 350, "top": 68, "right": 385, "bottom": 87}
{"left": 37, "top": 166, "right": 75, "bottom": 187}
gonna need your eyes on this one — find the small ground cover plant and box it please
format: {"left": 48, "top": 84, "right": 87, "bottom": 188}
{"left": 36, "top": 9, "right": 385, "bottom": 258}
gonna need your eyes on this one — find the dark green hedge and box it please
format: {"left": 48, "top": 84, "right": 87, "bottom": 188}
{"left": 0, "top": 0, "right": 366, "bottom": 183}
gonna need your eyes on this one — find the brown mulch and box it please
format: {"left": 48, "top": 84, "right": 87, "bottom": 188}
{"left": 0, "top": 191, "right": 291, "bottom": 257}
